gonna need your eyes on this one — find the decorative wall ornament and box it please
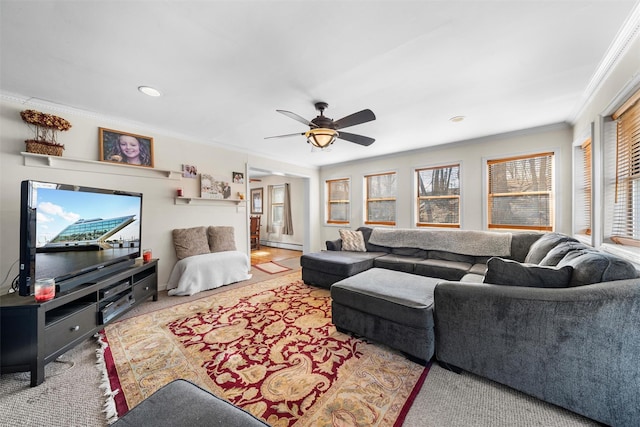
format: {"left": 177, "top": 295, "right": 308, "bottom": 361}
{"left": 20, "top": 109, "right": 72, "bottom": 156}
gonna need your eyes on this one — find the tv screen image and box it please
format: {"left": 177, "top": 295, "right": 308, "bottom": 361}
{"left": 19, "top": 181, "right": 143, "bottom": 296}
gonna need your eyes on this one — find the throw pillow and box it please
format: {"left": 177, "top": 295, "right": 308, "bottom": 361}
{"left": 339, "top": 229, "right": 367, "bottom": 252}
{"left": 539, "top": 241, "right": 593, "bottom": 266}
{"left": 483, "top": 257, "right": 573, "bottom": 288}
{"left": 524, "top": 232, "right": 579, "bottom": 264}
{"left": 207, "top": 226, "right": 237, "bottom": 252}
{"left": 172, "top": 226, "right": 210, "bottom": 260}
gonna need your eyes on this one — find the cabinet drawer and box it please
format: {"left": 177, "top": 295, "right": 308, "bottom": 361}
{"left": 133, "top": 275, "right": 157, "bottom": 302}
{"left": 44, "top": 304, "right": 96, "bottom": 356}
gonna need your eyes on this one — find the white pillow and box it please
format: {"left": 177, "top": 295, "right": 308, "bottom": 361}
{"left": 339, "top": 229, "right": 366, "bottom": 252}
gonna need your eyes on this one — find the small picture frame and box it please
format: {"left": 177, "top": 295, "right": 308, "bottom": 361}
{"left": 251, "top": 187, "right": 263, "bottom": 214}
{"left": 232, "top": 172, "right": 244, "bottom": 184}
{"left": 99, "top": 128, "right": 154, "bottom": 168}
{"left": 182, "top": 164, "right": 198, "bottom": 178}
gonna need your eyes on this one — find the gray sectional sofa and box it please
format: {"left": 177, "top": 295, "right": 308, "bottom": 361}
{"left": 301, "top": 226, "right": 640, "bottom": 426}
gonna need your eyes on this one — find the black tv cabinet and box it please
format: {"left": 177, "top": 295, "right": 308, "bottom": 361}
{"left": 0, "top": 259, "right": 158, "bottom": 386}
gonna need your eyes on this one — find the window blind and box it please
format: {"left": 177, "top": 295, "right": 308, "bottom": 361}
{"left": 364, "top": 172, "right": 397, "bottom": 225}
{"left": 612, "top": 88, "right": 640, "bottom": 246}
{"left": 487, "top": 152, "right": 554, "bottom": 231}
{"left": 327, "top": 178, "right": 350, "bottom": 224}
{"left": 581, "top": 139, "right": 592, "bottom": 235}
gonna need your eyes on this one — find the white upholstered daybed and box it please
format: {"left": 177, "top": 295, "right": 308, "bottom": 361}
{"left": 167, "top": 226, "right": 252, "bottom": 296}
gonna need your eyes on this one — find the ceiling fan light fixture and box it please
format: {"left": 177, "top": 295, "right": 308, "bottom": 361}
{"left": 305, "top": 128, "right": 338, "bottom": 149}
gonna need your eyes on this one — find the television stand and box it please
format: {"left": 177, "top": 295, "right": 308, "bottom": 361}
{"left": 0, "top": 259, "right": 158, "bottom": 386}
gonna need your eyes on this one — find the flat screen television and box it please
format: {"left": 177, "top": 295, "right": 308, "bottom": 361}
{"left": 19, "top": 180, "right": 143, "bottom": 296}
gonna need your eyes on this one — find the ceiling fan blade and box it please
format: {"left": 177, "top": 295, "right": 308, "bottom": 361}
{"left": 333, "top": 109, "right": 376, "bottom": 129}
{"left": 337, "top": 131, "right": 375, "bottom": 146}
{"left": 276, "top": 110, "right": 318, "bottom": 128}
{"left": 264, "top": 132, "right": 305, "bottom": 139}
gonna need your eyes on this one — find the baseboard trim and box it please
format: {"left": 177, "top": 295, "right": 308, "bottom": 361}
{"left": 259, "top": 241, "right": 303, "bottom": 251}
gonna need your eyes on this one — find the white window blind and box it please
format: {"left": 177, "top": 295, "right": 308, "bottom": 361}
{"left": 580, "top": 139, "right": 592, "bottom": 235}
{"left": 612, "top": 89, "right": 640, "bottom": 246}
{"left": 487, "top": 152, "right": 554, "bottom": 231}
{"left": 365, "top": 172, "right": 397, "bottom": 226}
{"left": 327, "top": 178, "right": 350, "bottom": 224}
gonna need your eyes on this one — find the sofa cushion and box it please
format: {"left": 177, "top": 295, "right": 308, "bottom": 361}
{"left": 390, "top": 247, "right": 428, "bottom": 257}
{"left": 339, "top": 229, "right": 366, "bottom": 252}
{"left": 429, "top": 250, "right": 476, "bottom": 264}
{"left": 539, "top": 241, "right": 593, "bottom": 266}
{"left": 414, "top": 259, "right": 472, "bottom": 281}
{"left": 207, "top": 226, "right": 236, "bottom": 252}
{"left": 468, "top": 262, "right": 488, "bottom": 276}
{"left": 326, "top": 239, "right": 342, "bottom": 251}
{"left": 300, "top": 250, "right": 385, "bottom": 277}
{"left": 357, "top": 226, "right": 391, "bottom": 253}
{"left": 524, "top": 232, "right": 579, "bottom": 264}
{"left": 557, "top": 250, "right": 639, "bottom": 286}
{"left": 373, "top": 254, "right": 424, "bottom": 274}
{"left": 483, "top": 257, "right": 573, "bottom": 288}
{"left": 172, "top": 226, "right": 210, "bottom": 260}
{"left": 509, "top": 232, "right": 544, "bottom": 262}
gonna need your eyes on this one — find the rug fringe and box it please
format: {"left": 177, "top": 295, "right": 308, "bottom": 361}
{"left": 95, "top": 333, "right": 120, "bottom": 425}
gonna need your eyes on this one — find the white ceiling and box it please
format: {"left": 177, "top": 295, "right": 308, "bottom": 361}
{"left": 1, "top": 1, "right": 638, "bottom": 168}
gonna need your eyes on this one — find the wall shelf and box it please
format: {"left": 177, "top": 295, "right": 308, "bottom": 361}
{"left": 174, "top": 196, "right": 245, "bottom": 206}
{"left": 21, "top": 152, "right": 182, "bottom": 180}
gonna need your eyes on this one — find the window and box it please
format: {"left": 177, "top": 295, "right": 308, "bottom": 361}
{"left": 416, "top": 164, "right": 460, "bottom": 228}
{"left": 365, "top": 172, "right": 397, "bottom": 225}
{"left": 271, "top": 185, "right": 284, "bottom": 226}
{"left": 579, "top": 139, "right": 592, "bottom": 235}
{"left": 327, "top": 178, "right": 350, "bottom": 224}
{"left": 611, "top": 89, "right": 640, "bottom": 246}
{"left": 487, "top": 152, "right": 554, "bottom": 231}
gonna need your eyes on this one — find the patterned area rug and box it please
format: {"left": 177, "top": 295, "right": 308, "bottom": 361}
{"left": 254, "top": 261, "right": 291, "bottom": 274}
{"left": 100, "top": 272, "right": 429, "bottom": 426}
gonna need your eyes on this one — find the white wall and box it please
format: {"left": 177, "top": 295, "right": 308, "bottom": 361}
{"left": 318, "top": 124, "right": 574, "bottom": 244}
{"left": 0, "top": 97, "right": 319, "bottom": 292}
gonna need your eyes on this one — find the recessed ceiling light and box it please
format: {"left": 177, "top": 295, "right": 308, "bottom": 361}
{"left": 138, "top": 86, "right": 162, "bottom": 97}
{"left": 449, "top": 115, "right": 465, "bottom": 122}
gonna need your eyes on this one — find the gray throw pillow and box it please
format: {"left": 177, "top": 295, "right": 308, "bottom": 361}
{"left": 539, "top": 241, "right": 593, "bottom": 266}
{"left": 207, "top": 226, "right": 237, "bottom": 252}
{"left": 557, "top": 250, "right": 639, "bottom": 286}
{"left": 524, "top": 232, "right": 578, "bottom": 264}
{"left": 172, "top": 226, "right": 210, "bottom": 260}
{"left": 484, "top": 257, "right": 573, "bottom": 288}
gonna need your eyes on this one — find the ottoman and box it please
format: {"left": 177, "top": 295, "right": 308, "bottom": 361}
{"left": 331, "top": 268, "right": 438, "bottom": 364}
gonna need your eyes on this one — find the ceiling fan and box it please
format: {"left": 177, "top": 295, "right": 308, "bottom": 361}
{"left": 265, "top": 102, "right": 376, "bottom": 149}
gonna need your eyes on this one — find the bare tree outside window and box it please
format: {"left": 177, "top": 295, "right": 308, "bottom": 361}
{"left": 416, "top": 164, "right": 460, "bottom": 227}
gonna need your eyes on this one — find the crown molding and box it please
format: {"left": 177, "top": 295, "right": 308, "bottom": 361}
{"left": 568, "top": 2, "right": 640, "bottom": 123}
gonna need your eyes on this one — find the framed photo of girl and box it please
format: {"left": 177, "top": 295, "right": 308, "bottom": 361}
{"left": 99, "top": 128, "right": 154, "bottom": 168}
